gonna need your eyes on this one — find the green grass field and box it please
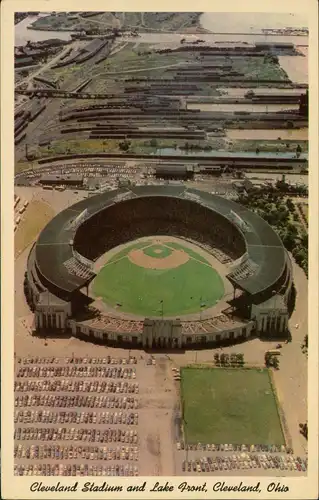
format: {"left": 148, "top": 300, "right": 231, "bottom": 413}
{"left": 92, "top": 240, "right": 224, "bottom": 317}
{"left": 181, "top": 367, "right": 285, "bottom": 445}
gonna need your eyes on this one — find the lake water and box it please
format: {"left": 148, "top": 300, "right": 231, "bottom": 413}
{"left": 153, "top": 147, "right": 307, "bottom": 159}
{"left": 279, "top": 53, "right": 308, "bottom": 84}
{"left": 15, "top": 15, "right": 72, "bottom": 46}
{"left": 219, "top": 88, "right": 307, "bottom": 96}
{"left": 136, "top": 32, "right": 308, "bottom": 46}
{"left": 187, "top": 103, "right": 299, "bottom": 113}
{"left": 226, "top": 128, "right": 308, "bottom": 141}
{"left": 200, "top": 12, "right": 308, "bottom": 34}
{"left": 15, "top": 13, "right": 309, "bottom": 46}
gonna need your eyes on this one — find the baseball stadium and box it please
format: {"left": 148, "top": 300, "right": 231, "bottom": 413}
{"left": 25, "top": 185, "right": 293, "bottom": 349}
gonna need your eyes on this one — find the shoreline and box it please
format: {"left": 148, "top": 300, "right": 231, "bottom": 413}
{"left": 25, "top": 25, "right": 309, "bottom": 37}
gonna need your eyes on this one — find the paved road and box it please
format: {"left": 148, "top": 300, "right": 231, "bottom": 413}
{"left": 15, "top": 45, "right": 74, "bottom": 90}
{"left": 272, "top": 259, "right": 308, "bottom": 456}
{"left": 100, "top": 62, "right": 185, "bottom": 76}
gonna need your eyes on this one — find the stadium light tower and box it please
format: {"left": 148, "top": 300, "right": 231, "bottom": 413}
{"left": 200, "top": 296, "right": 206, "bottom": 321}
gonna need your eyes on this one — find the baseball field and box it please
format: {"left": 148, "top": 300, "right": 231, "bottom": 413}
{"left": 92, "top": 238, "right": 225, "bottom": 317}
{"left": 181, "top": 367, "right": 285, "bottom": 445}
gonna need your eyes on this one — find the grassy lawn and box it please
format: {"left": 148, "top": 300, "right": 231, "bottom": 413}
{"left": 232, "top": 57, "right": 289, "bottom": 81}
{"left": 226, "top": 139, "right": 309, "bottom": 153}
{"left": 37, "top": 139, "right": 120, "bottom": 157}
{"left": 92, "top": 241, "right": 224, "bottom": 316}
{"left": 96, "top": 44, "right": 186, "bottom": 74}
{"left": 300, "top": 203, "right": 308, "bottom": 222}
{"left": 43, "top": 64, "right": 83, "bottom": 82}
{"left": 30, "top": 13, "right": 76, "bottom": 30}
{"left": 36, "top": 138, "right": 186, "bottom": 157}
{"left": 15, "top": 201, "right": 55, "bottom": 258}
{"left": 15, "top": 161, "right": 38, "bottom": 174}
{"left": 181, "top": 367, "right": 285, "bottom": 445}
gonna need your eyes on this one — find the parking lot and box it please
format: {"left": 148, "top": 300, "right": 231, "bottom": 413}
{"left": 14, "top": 352, "right": 308, "bottom": 477}
{"left": 14, "top": 356, "right": 141, "bottom": 476}
{"left": 174, "top": 446, "right": 307, "bottom": 477}
{"left": 14, "top": 354, "right": 178, "bottom": 477}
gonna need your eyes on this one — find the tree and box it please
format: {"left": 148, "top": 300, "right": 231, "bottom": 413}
{"left": 299, "top": 421, "right": 308, "bottom": 439}
{"left": 272, "top": 356, "right": 279, "bottom": 370}
{"left": 265, "top": 352, "right": 279, "bottom": 369}
{"left": 230, "top": 353, "right": 237, "bottom": 367}
{"left": 119, "top": 139, "right": 131, "bottom": 152}
{"left": 286, "top": 198, "right": 295, "bottom": 212}
{"left": 149, "top": 138, "right": 158, "bottom": 148}
{"left": 265, "top": 352, "right": 271, "bottom": 367}
{"left": 300, "top": 231, "right": 308, "bottom": 249}
{"left": 281, "top": 230, "right": 297, "bottom": 252}
{"left": 237, "top": 353, "right": 244, "bottom": 366}
{"left": 294, "top": 247, "right": 307, "bottom": 266}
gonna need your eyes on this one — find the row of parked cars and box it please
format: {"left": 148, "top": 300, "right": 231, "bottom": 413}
{"left": 14, "top": 464, "right": 139, "bottom": 476}
{"left": 15, "top": 444, "right": 139, "bottom": 461}
{"left": 14, "top": 410, "right": 139, "bottom": 425}
{"left": 15, "top": 394, "right": 139, "bottom": 409}
{"left": 14, "top": 380, "right": 140, "bottom": 393}
{"left": 16, "top": 366, "right": 137, "bottom": 379}
{"left": 15, "top": 427, "right": 139, "bottom": 444}
{"left": 181, "top": 455, "right": 307, "bottom": 473}
{"left": 16, "top": 356, "right": 138, "bottom": 365}
{"left": 177, "top": 442, "right": 291, "bottom": 453}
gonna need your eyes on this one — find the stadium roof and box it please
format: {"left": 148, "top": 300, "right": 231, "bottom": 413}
{"left": 35, "top": 185, "right": 287, "bottom": 297}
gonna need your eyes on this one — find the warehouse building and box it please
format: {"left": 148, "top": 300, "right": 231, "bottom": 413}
{"left": 155, "top": 164, "right": 195, "bottom": 180}
{"left": 39, "top": 174, "right": 84, "bottom": 187}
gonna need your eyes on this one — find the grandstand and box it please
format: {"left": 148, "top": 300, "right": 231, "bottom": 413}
{"left": 25, "top": 185, "right": 293, "bottom": 348}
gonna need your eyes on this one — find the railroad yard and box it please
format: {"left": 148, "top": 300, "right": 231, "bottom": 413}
{"left": 15, "top": 11, "right": 308, "bottom": 174}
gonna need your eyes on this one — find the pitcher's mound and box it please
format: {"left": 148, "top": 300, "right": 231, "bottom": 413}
{"left": 128, "top": 247, "right": 189, "bottom": 270}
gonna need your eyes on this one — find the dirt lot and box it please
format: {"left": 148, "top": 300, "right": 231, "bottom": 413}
{"left": 15, "top": 200, "right": 55, "bottom": 258}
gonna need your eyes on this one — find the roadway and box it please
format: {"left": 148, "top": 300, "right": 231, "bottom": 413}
{"left": 31, "top": 151, "right": 307, "bottom": 168}
{"left": 15, "top": 44, "right": 77, "bottom": 90}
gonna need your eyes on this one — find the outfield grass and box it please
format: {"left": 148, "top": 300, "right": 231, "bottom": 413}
{"left": 181, "top": 367, "right": 285, "bottom": 445}
{"left": 92, "top": 241, "right": 224, "bottom": 316}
